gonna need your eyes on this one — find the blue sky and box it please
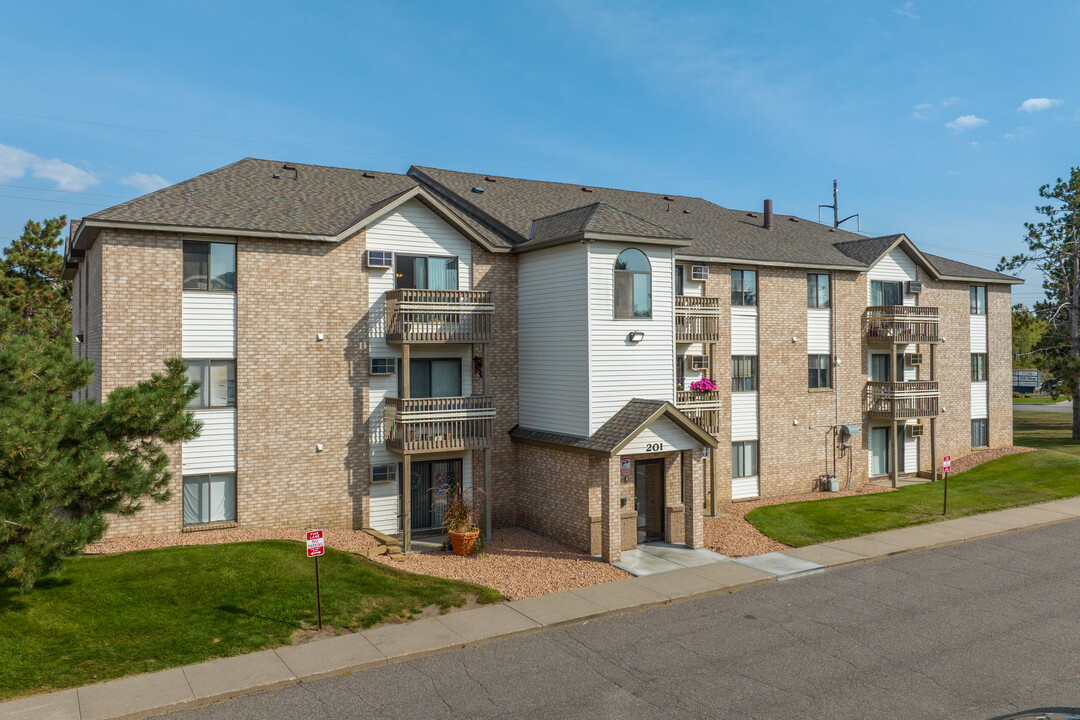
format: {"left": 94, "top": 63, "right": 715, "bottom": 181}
{"left": 2, "top": 1, "right": 1077, "bottom": 303}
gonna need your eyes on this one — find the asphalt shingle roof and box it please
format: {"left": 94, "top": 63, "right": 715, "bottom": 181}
{"left": 510, "top": 398, "right": 716, "bottom": 455}
{"left": 832, "top": 234, "right": 906, "bottom": 265}
{"left": 527, "top": 202, "right": 687, "bottom": 246}
{"left": 922, "top": 252, "right": 1019, "bottom": 282}
{"left": 411, "top": 166, "right": 868, "bottom": 268}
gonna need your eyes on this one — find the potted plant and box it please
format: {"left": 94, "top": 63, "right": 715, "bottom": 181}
{"left": 442, "top": 488, "right": 484, "bottom": 556}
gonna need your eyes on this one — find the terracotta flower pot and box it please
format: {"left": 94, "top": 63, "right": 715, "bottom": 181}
{"left": 448, "top": 529, "right": 480, "bottom": 556}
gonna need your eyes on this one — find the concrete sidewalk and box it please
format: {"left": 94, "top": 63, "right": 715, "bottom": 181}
{"left": 5, "top": 496, "right": 1080, "bottom": 720}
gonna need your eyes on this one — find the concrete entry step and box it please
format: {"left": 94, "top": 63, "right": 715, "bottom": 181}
{"left": 613, "top": 542, "right": 730, "bottom": 576}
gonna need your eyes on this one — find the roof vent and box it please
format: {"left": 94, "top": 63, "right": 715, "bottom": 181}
{"left": 789, "top": 216, "right": 799, "bottom": 222}
{"left": 471, "top": 186, "right": 485, "bottom": 194}
{"left": 581, "top": 187, "right": 593, "bottom": 193}
{"left": 746, "top": 212, "right": 758, "bottom": 218}
{"left": 682, "top": 209, "right": 691, "bottom": 214}
{"left": 271, "top": 173, "right": 280, "bottom": 179}
{"left": 663, "top": 196, "right": 675, "bottom": 202}
{"left": 484, "top": 176, "right": 498, "bottom": 182}
{"left": 764, "top": 199, "right": 773, "bottom": 230}
{"left": 281, "top": 163, "right": 298, "bottom": 180}
{"left": 362, "top": 172, "right": 376, "bottom": 179}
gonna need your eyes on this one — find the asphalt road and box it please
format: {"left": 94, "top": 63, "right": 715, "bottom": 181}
{"left": 158, "top": 521, "right": 1080, "bottom": 720}
{"left": 1015, "top": 401, "right": 1073, "bottom": 413}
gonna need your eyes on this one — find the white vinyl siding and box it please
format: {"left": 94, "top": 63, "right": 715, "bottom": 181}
{"left": 678, "top": 343, "right": 706, "bottom": 384}
{"left": 676, "top": 265, "right": 704, "bottom": 297}
{"left": 182, "top": 408, "right": 236, "bottom": 474}
{"left": 970, "top": 314, "right": 988, "bottom": 353}
{"left": 587, "top": 242, "right": 675, "bottom": 434}
{"left": 867, "top": 248, "right": 917, "bottom": 306}
{"left": 620, "top": 416, "right": 699, "bottom": 454}
{"left": 731, "top": 307, "right": 758, "bottom": 355}
{"left": 731, "top": 392, "right": 758, "bottom": 441}
{"left": 971, "top": 381, "right": 989, "bottom": 419}
{"left": 182, "top": 292, "right": 237, "bottom": 357}
{"left": 731, "top": 476, "right": 759, "bottom": 500}
{"left": 807, "top": 308, "right": 830, "bottom": 354}
{"left": 518, "top": 243, "right": 590, "bottom": 436}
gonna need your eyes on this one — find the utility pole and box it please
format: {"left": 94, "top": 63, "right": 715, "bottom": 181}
{"left": 819, "top": 180, "right": 860, "bottom": 230}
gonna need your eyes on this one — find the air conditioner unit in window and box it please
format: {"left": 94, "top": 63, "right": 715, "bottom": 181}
{"left": 365, "top": 250, "right": 393, "bottom": 269}
{"left": 687, "top": 355, "right": 709, "bottom": 372}
{"left": 906, "top": 423, "right": 925, "bottom": 438}
{"left": 907, "top": 353, "right": 924, "bottom": 366}
{"left": 691, "top": 265, "right": 709, "bottom": 282}
{"left": 907, "top": 281, "right": 923, "bottom": 294}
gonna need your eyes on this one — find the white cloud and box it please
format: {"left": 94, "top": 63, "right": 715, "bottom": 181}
{"left": 0, "top": 143, "right": 99, "bottom": 191}
{"left": 946, "top": 115, "right": 988, "bottom": 132}
{"left": 942, "top": 96, "right": 961, "bottom": 106}
{"left": 1002, "top": 132, "right": 1016, "bottom": 139}
{"left": 121, "top": 172, "right": 170, "bottom": 194}
{"left": 1019, "top": 97, "right": 1062, "bottom": 112}
{"left": 894, "top": 2, "right": 919, "bottom": 19}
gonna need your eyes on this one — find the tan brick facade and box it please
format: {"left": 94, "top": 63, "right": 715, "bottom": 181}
{"left": 73, "top": 225, "right": 1015, "bottom": 552}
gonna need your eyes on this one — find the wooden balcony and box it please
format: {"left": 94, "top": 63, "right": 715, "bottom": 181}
{"left": 385, "top": 396, "right": 495, "bottom": 453}
{"left": 866, "top": 305, "right": 940, "bottom": 345}
{"left": 385, "top": 289, "right": 494, "bottom": 344}
{"left": 675, "top": 390, "right": 723, "bottom": 434}
{"left": 675, "top": 296, "right": 722, "bottom": 343}
{"left": 865, "top": 381, "right": 940, "bottom": 420}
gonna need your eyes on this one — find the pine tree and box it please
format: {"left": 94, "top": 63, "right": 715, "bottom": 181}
{"left": 1000, "top": 168, "right": 1080, "bottom": 438}
{"left": 0, "top": 217, "right": 200, "bottom": 589}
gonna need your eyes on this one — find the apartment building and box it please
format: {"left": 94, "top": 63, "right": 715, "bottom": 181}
{"left": 64, "top": 158, "right": 1018, "bottom": 562}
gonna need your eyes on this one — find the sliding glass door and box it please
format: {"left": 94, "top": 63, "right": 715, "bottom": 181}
{"left": 407, "top": 458, "right": 463, "bottom": 531}
{"left": 395, "top": 255, "right": 458, "bottom": 290}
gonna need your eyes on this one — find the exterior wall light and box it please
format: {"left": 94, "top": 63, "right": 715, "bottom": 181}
{"left": 627, "top": 331, "right": 645, "bottom": 343}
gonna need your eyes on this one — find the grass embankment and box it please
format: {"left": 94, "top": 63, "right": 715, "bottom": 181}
{"left": 746, "top": 411, "right": 1080, "bottom": 548}
{"left": 0, "top": 540, "right": 501, "bottom": 699}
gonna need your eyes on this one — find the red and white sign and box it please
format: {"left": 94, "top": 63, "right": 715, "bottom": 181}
{"left": 306, "top": 530, "right": 325, "bottom": 558}
{"left": 943, "top": 456, "right": 952, "bottom": 472}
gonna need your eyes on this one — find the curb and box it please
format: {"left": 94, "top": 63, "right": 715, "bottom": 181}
{"left": 3, "top": 498, "right": 1079, "bottom": 720}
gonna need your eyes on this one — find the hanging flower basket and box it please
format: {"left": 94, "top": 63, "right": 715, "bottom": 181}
{"left": 689, "top": 378, "right": 718, "bottom": 393}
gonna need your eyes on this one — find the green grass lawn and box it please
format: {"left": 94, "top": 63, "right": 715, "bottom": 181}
{"left": 746, "top": 411, "right": 1080, "bottom": 548}
{"left": 1013, "top": 396, "right": 1069, "bottom": 404}
{"left": 0, "top": 541, "right": 501, "bottom": 700}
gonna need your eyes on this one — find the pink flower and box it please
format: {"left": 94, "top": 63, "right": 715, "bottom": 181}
{"left": 690, "top": 378, "right": 717, "bottom": 393}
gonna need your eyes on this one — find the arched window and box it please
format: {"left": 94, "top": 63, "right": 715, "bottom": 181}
{"left": 614, "top": 248, "right": 652, "bottom": 319}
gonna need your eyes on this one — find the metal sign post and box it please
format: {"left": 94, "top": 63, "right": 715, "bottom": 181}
{"left": 306, "top": 530, "right": 325, "bottom": 631}
{"left": 942, "top": 456, "right": 951, "bottom": 516}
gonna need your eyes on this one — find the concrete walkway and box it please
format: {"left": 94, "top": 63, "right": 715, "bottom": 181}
{"left": 5, "top": 496, "right": 1080, "bottom": 720}
{"left": 612, "top": 542, "right": 729, "bottom": 575}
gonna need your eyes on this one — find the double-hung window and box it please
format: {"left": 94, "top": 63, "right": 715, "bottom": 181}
{"left": 870, "top": 280, "right": 902, "bottom": 306}
{"left": 808, "top": 355, "right": 830, "bottom": 388}
{"left": 970, "top": 285, "right": 987, "bottom": 315}
{"left": 732, "top": 355, "right": 758, "bottom": 392}
{"left": 185, "top": 359, "right": 236, "bottom": 408}
{"left": 732, "top": 441, "right": 758, "bottom": 478}
{"left": 731, "top": 269, "right": 757, "bottom": 307}
{"left": 970, "top": 353, "right": 987, "bottom": 382}
{"left": 183, "top": 241, "right": 236, "bottom": 292}
{"left": 182, "top": 473, "right": 237, "bottom": 526}
{"left": 807, "top": 274, "right": 830, "bottom": 308}
{"left": 971, "top": 419, "right": 988, "bottom": 448}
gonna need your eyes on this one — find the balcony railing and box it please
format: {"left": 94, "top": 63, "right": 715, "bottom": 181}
{"left": 866, "top": 305, "right": 940, "bottom": 345}
{"left": 385, "top": 396, "right": 496, "bottom": 453}
{"left": 865, "top": 381, "right": 940, "bottom": 420}
{"left": 675, "top": 296, "right": 722, "bottom": 343}
{"left": 385, "top": 289, "right": 494, "bottom": 344}
{"left": 675, "top": 390, "right": 723, "bottom": 434}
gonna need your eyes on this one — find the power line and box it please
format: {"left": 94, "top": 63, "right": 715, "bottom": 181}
{"left": 0, "top": 194, "right": 110, "bottom": 207}
{"left": 0, "top": 182, "right": 132, "bottom": 199}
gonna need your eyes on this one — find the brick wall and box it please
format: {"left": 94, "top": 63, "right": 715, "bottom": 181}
{"left": 516, "top": 443, "right": 598, "bottom": 551}
{"left": 471, "top": 247, "right": 519, "bottom": 527}
{"left": 987, "top": 283, "right": 1014, "bottom": 448}
{"left": 97, "top": 230, "right": 183, "bottom": 536}
{"left": 235, "top": 231, "right": 367, "bottom": 530}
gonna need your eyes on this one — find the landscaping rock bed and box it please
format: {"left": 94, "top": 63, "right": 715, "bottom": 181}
{"left": 374, "top": 527, "right": 628, "bottom": 600}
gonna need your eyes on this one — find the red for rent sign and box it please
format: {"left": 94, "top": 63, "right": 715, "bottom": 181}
{"left": 306, "top": 530, "right": 325, "bottom": 558}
